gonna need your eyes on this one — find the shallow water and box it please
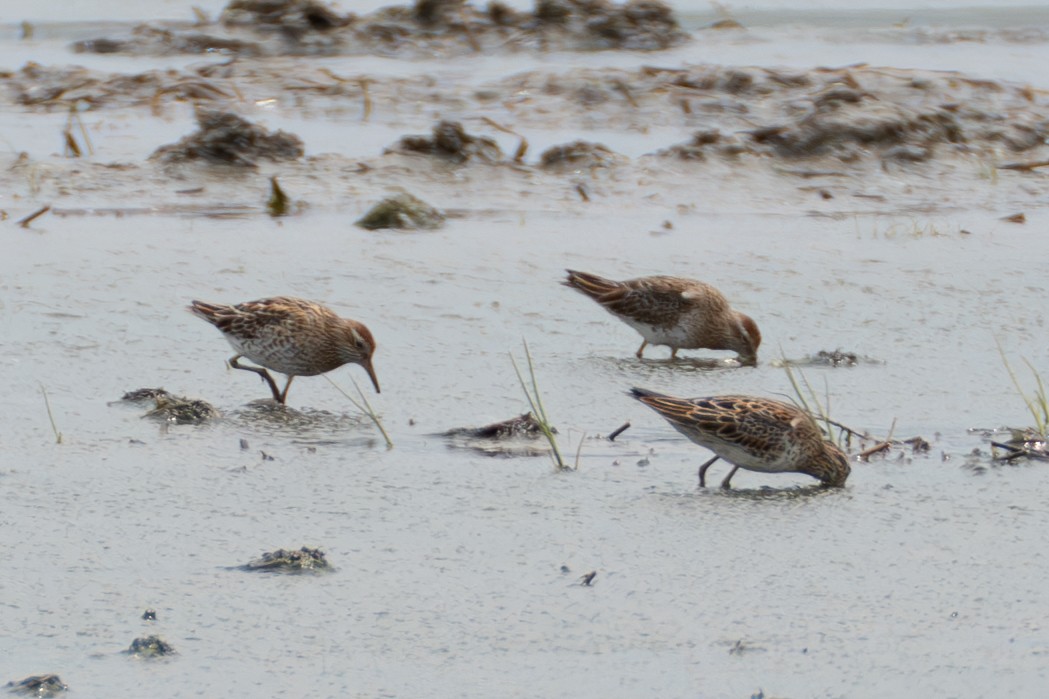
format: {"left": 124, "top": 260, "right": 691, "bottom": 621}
{"left": 3, "top": 2, "right": 1049, "bottom": 698}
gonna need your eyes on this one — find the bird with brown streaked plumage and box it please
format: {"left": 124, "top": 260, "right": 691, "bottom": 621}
{"left": 189, "top": 296, "right": 379, "bottom": 405}
{"left": 562, "top": 270, "right": 761, "bottom": 365}
{"left": 629, "top": 387, "right": 850, "bottom": 488}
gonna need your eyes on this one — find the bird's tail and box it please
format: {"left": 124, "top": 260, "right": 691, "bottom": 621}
{"left": 187, "top": 300, "right": 229, "bottom": 325}
{"left": 562, "top": 269, "right": 621, "bottom": 300}
{"left": 628, "top": 387, "right": 697, "bottom": 425}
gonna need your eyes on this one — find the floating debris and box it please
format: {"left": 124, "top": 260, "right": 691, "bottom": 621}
{"left": 239, "top": 546, "right": 332, "bottom": 573}
{"left": 355, "top": 193, "right": 445, "bottom": 230}
{"left": 150, "top": 110, "right": 304, "bottom": 167}
{"left": 387, "top": 120, "right": 502, "bottom": 164}
{"left": 5, "top": 675, "right": 68, "bottom": 696}
{"left": 991, "top": 428, "right": 1049, "bottom": 462}
{"left": 125, "top": 635, "right": 176, "bottom": 658}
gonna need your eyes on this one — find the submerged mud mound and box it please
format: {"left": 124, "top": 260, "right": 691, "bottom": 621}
{"left": 125, "top": 635, "right": 176, "bottom": 657}
{"left": 5, "top": 675, "right": 68, "bottom": 696}
{"left": 150, "top": 110, "right": 304, "bottom": 167}
{"left": 72, "top": 0, "right": 686, "bottom": 57}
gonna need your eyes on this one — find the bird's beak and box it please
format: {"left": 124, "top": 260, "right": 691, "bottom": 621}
{"left": 361, "top": 357, "right": 381, "bottom": 393}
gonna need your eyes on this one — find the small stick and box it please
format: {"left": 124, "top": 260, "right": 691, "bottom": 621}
{"left": 997, "top": 160, "right": 1049, "bottom": 172}
{"left": 18, "top": 205, "right": 50, "bottom": 228}
{"left": 859, "top": 441, "right": 891, "bottom": 460}
{"left": 40, "top": 385, "right": 63, "bottom": 444}
{"left": 607, "top": 421, "right": 630, "bottom": 441}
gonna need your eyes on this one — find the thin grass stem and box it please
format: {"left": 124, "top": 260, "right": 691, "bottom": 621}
{"left": 40, "top": 385, "right": 62, "bottom": 444}
{"left": 510, "top": 341, "right": 568, "bottom": 470}
{"left": 323, "top": 375, "right": 393, "bottom": 448}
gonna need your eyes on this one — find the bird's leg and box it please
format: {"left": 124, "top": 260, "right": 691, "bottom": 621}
{"left": 720, "top": 465, "right": 741, "bottom": 490}
{"left": 228, "top": 355, "right": 282, "bottom": 403}
{"left": 635, "top": 340, "right": 648, "bottom": 359}
{"left": 278, "top": 376, "right": 295, "bottom": 405}
{"left": 698, "top": 455, "right": 719, "bottom": 487}
{"left": 670, "top": 347, "right": 679, "bottom": 360}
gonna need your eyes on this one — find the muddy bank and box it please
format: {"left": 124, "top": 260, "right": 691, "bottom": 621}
{"left": 70, "top": 0, "right": 687, "bottom": 58}
{"left": 3, "top": 60, "right": 1049, "bottom": 218}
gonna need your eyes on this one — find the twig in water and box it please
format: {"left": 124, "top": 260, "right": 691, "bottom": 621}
{"left": 17, "top": 205, "right": 50, "bottom": 229}
{"left": 607, "top": 421, "right": 630, "bottom": 441}
{"left": 323, "top": 375, "right": 393, "bottom": 448}
{"left": 40, "top": 385, "right": 63, "bottom": 444}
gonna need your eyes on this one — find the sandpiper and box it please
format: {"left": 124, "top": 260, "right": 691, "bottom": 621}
{"left": 629, "top": 388, "right": 850, "bottom": 488}
{"left": 562, "top": 270, "right": 760, "bottom": 365}
{"left": 189, "top": 296, "right": 379, "bottom": 404}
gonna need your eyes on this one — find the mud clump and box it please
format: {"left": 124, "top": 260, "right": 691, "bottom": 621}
{"left": 239, "top": 546, "right": 331, "bottom": 573}
{"left": 125, "top": 635, "right": 176, "bottom": 657}
{"left": 5, "top": 675, "right": 68, "bottom": 696}
{"left": 444, "top": 413, "right": 553, "bottom": 439}
{"left": 356, "top": 193, "right": 445, "bottom": 230}
{"left": 443, "top": 413, "right": 559, "bottom": 456}
{"left": 221, "top": 0, "right": 352, "bottom": 34}
{"left": 388, "top": 120, "right": 502, "bottom": 164}
{"left": 812, "top": 349, "right": 860, "bottom": 367}
{"left": 120, "top": 388, "right": 219, "bottom": 424}
{"left": 659, "top": 130, "right": 747, "bottom": 160}
{"left": 539, "top": 140, "right": 622, "bottom": 170}
{"left": 150, "top": 110, "right": 304, "bottom": 167}
{"left": 121, "top": 387, "right": 171, "bottom": 402}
